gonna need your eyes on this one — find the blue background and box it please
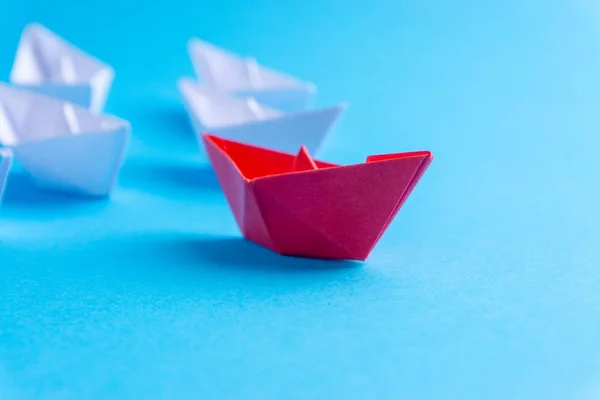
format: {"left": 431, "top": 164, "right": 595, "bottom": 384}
{"left": 2, "top": 0, "right": 600, "bottom": 398}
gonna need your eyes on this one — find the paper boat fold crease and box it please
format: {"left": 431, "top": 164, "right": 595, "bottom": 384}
{"left": 0, "top": 84, "right": 129, "bottom": 197}
{"left": 178, "top": 78, "right": 345, "bottom": 159}
{"left": 188, "top": 38, "right": 316, "bottom": 112}
{"left": 203, "top": 133, "right": 433, "bottom": 261}
{"left": 0, "top": 149, "right": 12, "bottom": 204}
{"left": 10, "top": 23, "right": 114, "bottom": 113}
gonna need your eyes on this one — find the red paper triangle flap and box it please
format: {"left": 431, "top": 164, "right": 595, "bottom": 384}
{"left": 203, "top": 133, "right": 248, "bottom": 230}
{"left": 242, "top": 184, "right": 277, "bottom": 252}
{"left": 367, "top": 154, "right": 433, "bottom": 255}
{"left": 314, "top": 159, "right": 338, "bottom": 169}
{"left": 366, "top": 150, "right": 432, "bottom": 164}
{"left": 202, "top": 133, "right": 296, "bottom": 180}
{"left": 290, "top": 146, "right": 318, "bottom": 172}
{"left": 254, "top": 152, "right": 432, "bottom": 260}
{"left": 258, "top": 192, "right": 357, "bottom": 259}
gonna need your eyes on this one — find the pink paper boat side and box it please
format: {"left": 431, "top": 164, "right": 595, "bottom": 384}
{"left": 203, "top": 133, "right": 433, "bottom": 261}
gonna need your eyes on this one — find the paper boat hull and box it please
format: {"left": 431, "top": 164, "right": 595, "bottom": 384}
{"left": 185, "top": 105, "right": 344, "bottom": 161}
{"left": 11, "top": 127, "right": 129, "bottom": 197}
{"left": 204, "top": 134, "right": 433, "bottom": 261}
{"left": 0, "top": 149, "right": 12, "bottom": 204}
{"left": 234, "top": 88, "right": 314, "bottom": 113}
{"left": 0, "top": 83, "right": 130, "bottom": 197}
{"left": 178, "top": 77, "right": 344, "bottom": 160}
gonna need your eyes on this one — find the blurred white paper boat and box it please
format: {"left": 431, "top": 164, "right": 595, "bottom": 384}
{"left": 0, "top": 149, "right": 12, "bottom": 203}
{"left": 10, "top": 23, "right": 114, "bottom": 113}
{"left": 188, "top": 38, "right": 316, "bottom": 112}
{"left": 178, "top": 78, "right": 345, "bottom": 159}
{"left": 0, "top": 84, "right": 129, "bottom": 197}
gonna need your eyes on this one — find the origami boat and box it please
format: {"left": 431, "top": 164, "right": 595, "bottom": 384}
{"left": 0, "top": 84, "right": 129, "bottom": 197}
{"left": 203, "top": 133, "right": 433, "bottom": 261}
{"left": 188, "top": 38, "right": 316, "bottom": 112}
{"left": 10, "top": 23, "right": 114, "bottom": 113}
{"left": 178, "top": 78, "right": 345, "bottom": 159}
{"left": 0, "top": 149, "right": 12, "bottom": 204}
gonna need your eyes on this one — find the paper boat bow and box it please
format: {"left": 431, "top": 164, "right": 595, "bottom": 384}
{"left": 203, "top": 133, "right": 433, "bottom": 261}
{"left": 10, "top": 23, "right": 114, "bottom": 113}
{"left": 0, "top": 84, "right": 129, "bottom": 197}
{"left": 179, "top": 78, "right": 345, "bottom": 159}
{"left": 188, "top": 38, "right": 316, "bottom": 112}
{"left": 0, "top": 149, "right": 12, "bottom": 204}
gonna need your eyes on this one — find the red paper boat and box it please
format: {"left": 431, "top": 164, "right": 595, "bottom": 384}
{"left": 203, "top": 133, "right": 433, "bottom": 261}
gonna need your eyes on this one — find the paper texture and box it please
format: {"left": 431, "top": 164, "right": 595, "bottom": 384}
{"left": 0, "top": 149, "right": 12, "bottom": 204}
{"left": 178, "top": 78, "right": 345, "bottom": 159}
{"left": 10, "top": 23, "right": 114, "bottom": 113}
{"left": 188, "top": 38, "right": 316, "bottom": 112}
{"left": 203, "top": 133, "right": 433, "bottom": 261}
{"left": 0, "top": 84, "right": 129, "bottom": 197}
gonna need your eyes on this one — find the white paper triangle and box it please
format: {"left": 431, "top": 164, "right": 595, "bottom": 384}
{"left": 179, "top": 78, "right": 281, "bottom": 127}
{"left": 0, "top": 149, "right": 12, "bottom": 203}
{"left": 0, "top": 84, "right": 129, "bottom": 197}
{"left": 178, "top": 78, "right": 346, "bottom": 159}
{"left": 10, "top": 23, "right": 114, "bottom": 113}
{"left": 187, "top": 38, "right": 316, "bottom": 112}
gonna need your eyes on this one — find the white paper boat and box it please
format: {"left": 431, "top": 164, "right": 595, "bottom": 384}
{"left": 178, "top": 78, "right": 345, "bottom": 159}
{"left": 188, "top": 38, "right": 316, "bottom": 112}
{"left": 0, "top": 84, "right": 129, "bottom": 197}
{"left": 0, "top": 149, "right": 12, "bottom": 203}
{"left": 10, "top": 23, "right": 114, "bottom": 113}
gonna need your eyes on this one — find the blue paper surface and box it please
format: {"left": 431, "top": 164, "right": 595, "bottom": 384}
{"left": 1, "top": 1, "right": 600, "bottom": 399}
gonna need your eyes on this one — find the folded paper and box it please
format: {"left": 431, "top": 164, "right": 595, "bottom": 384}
{"left": 10, "top": 23, "right": 114, "bottom": 113}
{"left": 203, "top": 133, "right": 433, "bottom": 261}
{"left": 0, "top": 149, "right": 12, "bottom": 204}
{"left": 0, "top": 84, "right": 129, "bottom": 197}
{"left": 179, "top": 78, "right": 345, "bottom": 159}
{"left": 188, "top": 38, "right": 316, "bottom": 112}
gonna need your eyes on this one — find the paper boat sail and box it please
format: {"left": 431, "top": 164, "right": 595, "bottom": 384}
{"left": 178, "top": 78, "right": 345, "bottom": 158}
{"left": 188, "top": 38, "right": 316, "bottom": 112}
{"left": 0, "top": 84, "right": 129, "bottom": 197}
{"left": 10, "top": 23, "right": 114, "bottom": 113}
{"left": 0, "top": 149, "right": 12, "bottom": 204}
{"left": 203, "top": 133, "right": 433, "bottom": 261}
